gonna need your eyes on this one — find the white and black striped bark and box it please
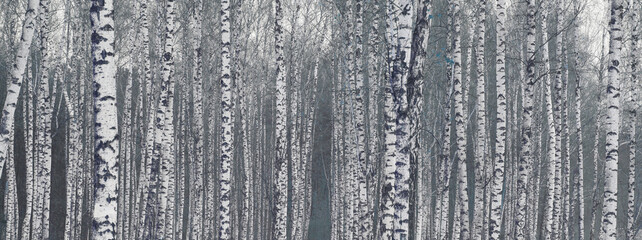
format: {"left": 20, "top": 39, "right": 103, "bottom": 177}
{"left": 601, "top": 0, "right": 622, "bottom": 239}
{"left": 409, "top": 0, "right": 431, "bottom": 238}
{"left": 158, "top": 0, "right": 177, "bottom": 237}
{"left": 352, "top": 0, "right": 370, "bottom": 238}
{"left": 220, "top": 0, "right": 234, "bottom": 238}
{"left": 551, "top": 2, "right": 565, "bottom": 238}
{"left": 627, "top": 3, "right": 638, "bottom": 238}
{"left": 472, "top": 1, "right": 487, "bottom": 238}
{"left": 367, "top": 2, "right": 381, "bottom": 236}
{"left": 273, "top": 0, "right": 287, "bottom": 239}
{"left": 0, "top": 0, "right": 39, "bottom": 181}
{"left": 451, "top": 0, "right": 469, "bottom": 238}
{"left": 489, "top": 0, "right": 507, "bottom": 238}
{"left": 33, "top": 0, "right": 53, "bottom": 238}
{"left": 4, "top": 112, "right": 17, "bottom": 240}
{"left": 516, "top": 1, "right": 536, "bottom": 238}
{"left": 190, "top": 0, "right": 204, "bottom": 238}
{"left": 90, "top": 0, "right": 119, "bottom": 238}
{"left": 384, "top": 0, "right": 412, "bottom": 238}
{"left": 539, "top": 5, "right": 557, "bottom": 239}
{"left": 573, "top": 21, "right": 586, "bottom": 240}
{"left": 21, "top": 70, "right": 35, "bottom": 240}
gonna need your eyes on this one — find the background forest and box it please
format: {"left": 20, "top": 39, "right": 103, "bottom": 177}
{"left": 0, "top": 0, "right": 640, "bottom": 239}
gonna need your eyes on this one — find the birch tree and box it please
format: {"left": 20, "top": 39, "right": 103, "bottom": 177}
{"left": 219, "top": 0, "right": 234, "bottom": 238}
{"left": 472, "top": 1, "right": 488, "bottom": 238}
{"left": 451, "top": 0, "right": 470, "bottom": 238}
{"left": 601, "top": 0, "right": 623, "bottom": 239}
{"left": 90, "top": 0, "right": 119, "bottom": 238}
{"left": 190, "top": 0, "right": 204, "bottom": 238}
{"left": 627, "top": 2, "right": 639, "bottom": 238}
{"left": 32, "top": 0, "right": 53, "bottom": 238}
{"left": 273, "top": 0, "right": 288, "bottom": 239}
{"left": 490, "top": 0, "right": 508, "bottom": 238}
{"left": 516, "top": 0, "right": 537, "bottom": 238}
{"left": 0, "top": 0, "right": 39, "bottom": 180}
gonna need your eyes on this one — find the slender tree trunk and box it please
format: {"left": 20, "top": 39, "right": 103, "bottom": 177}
{"left": 601, "top": 0, "right": 623, "bottom": 239}
{"left": 489, "top": 0, "right": 507, "bottom": 238}
{"left": 0, "top": 0, "right": 39, "bottom": 180}
{"left": 21, "top": 67, "right": 34, "bottom": 240}
{"left": 409, "top": 0, "right": 431, "bottom": 239}
{"left": 551, "top": 2, "right": 565, "bottom": 237}
{"left": 4, "top": 114, "right": 17, "bottom": 240}
{"left": 190, "top": 0, "right": 204, "bottom": 238}
{"left": 273, "top": 0, "right": 287, "bottom": 239}
{"left": 516, "top": 1, "right": 537, "bottom": 238}
{"left": 384, "top": 0, "right": 413, "bottom": 238}
{"left": 219, "top": 0, "right": 234, "bottom": 238}
{"left": 472, "top": 1, "right": 487, "bottom": 238}
{"left": 539, "top": 4, "right": 557, "bottom": 239}
{"left": 627, "top": 3, "right": 638, "bottom": 239}
{"left": 573, "top": 20, "right": 586, "bottom": 240}
{"left": 33, "top": 0, "right": 53, "bottom": 237}
{"left": 452, "top": 0, "right": 469, "bottom": 238}
{"left": 90, "top": 0, "right": 119, "bottom": 238}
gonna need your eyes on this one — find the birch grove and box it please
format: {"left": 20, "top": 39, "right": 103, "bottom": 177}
{"left": 0, "top": 0, "right": 638, "bottom": 239}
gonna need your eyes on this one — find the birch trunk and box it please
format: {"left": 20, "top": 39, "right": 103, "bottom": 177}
{"left": 380, "top": 0, "right": 398, "bottom": 235}
{"left": 452, "top": 0, "right": 470, "bottom": 238}
{"left": 573, "top": 23, "right": 586, "bottom": 240}
{"left": 0, "top": 0, "right": 39, "bottom": 180}
{"left": 489, "top": 0, "right": 507, "bottom": 238}
{"left": 351, "top": 0, "right": 370, "bottom": 238}
{"left": 386, "top": 0, "right": 412, "bottom": 238}
{"left": 367, "top": 2, "right": 380, "bottom": 236}
{"left": 5, "top": 118, "right": 17, "bottom": 240}
{"left": 220, "top": 0, "right": 234, "bottom": 238}
{"left": 627, "top": 3, "right": 638, "bottom": 238}
{"left": 472, "top": 1, "right": 487, "bottom": 238}
{"left": 551, "top": 2, "right": 566, "bottom": 237}
{"left": 516, "top": 1, "right": 537, "bottom": 238}
{"left": 21, "top": 68, "right": 34, "bottom": 240}
{"left": 273, "top": 0, "right": 287, "bottom": 239}
{"left": 409, "top": 0, "right": 431, "bottom": 238}
{"left": 90, "top": 0, "right": 119, "bottom": 238}
{"left": 190, "top": 0, "right": 204, "bottom": 238}
{"left": 601, "top": 0, "right": 622, "bottom": 239}
{"left": 157, "top": 0, "right": 177, "bottom": 237}
{"left": 33, "top": 0, "right": 53, "bottom": 237}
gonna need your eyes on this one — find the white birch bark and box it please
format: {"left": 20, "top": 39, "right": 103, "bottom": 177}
{"left": 273, "top": 0, "right": 287, "bottom": 238}
{"left": 190, "top": 0, "right": 204, "bottom": 238}
{"left": 4, "top": 121, "right": 17, "bottom": 240}
{"left": 472, "top": 1, "right": 487, "bottom": 238}
{"left": 516, "top": 1, "right": 536, "bottom": 238}
{"left": 367, "top": 2, "right": 380, "bottom": 236}
{"left": 386, "top": 0, "right": 412, "bottom": 238}
{"left": 601, "top": 1, "right": 623, "bottom": 239}
{"left": 551, "top": 2, "right": 565, "bottom": 238}
{"left": 90, "top": 0, "right": 119, "bottom": 238}
{"left": 381, "top": 5, "right": 397, "bottom": 236}
{"left": 409, "top": 0, "right": 431, "bottom": 238}
{"left": 220, "top": 0, "right": 233, "bottom": 238}
{"left": 573, "top": 24, "right": 586, "bottom": 240}
{"left": 451, "top": 0, "right": 469, "bottom": 238}
{"left": 539, "top": 5, "right": 558, "bottom": 239}
{"left": 489, "top": 0, "right": 507, "bottom": 238}
{"left": 627, "top": 3, "right": 638, "bottom": 238}
{"left": 157, "top": 0, "right": 177, "bottom": 237}
{"left": 33, "top": 0, "right": 53, "bottom": 237}
{"left": 21, "top": 70, "right": 35, "bottom": 240}
{"left": 0, "top": 0, "right": 39, "bottom": 180}
{"left": 350, "top": 0, "right": 370, "bottom": 238}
